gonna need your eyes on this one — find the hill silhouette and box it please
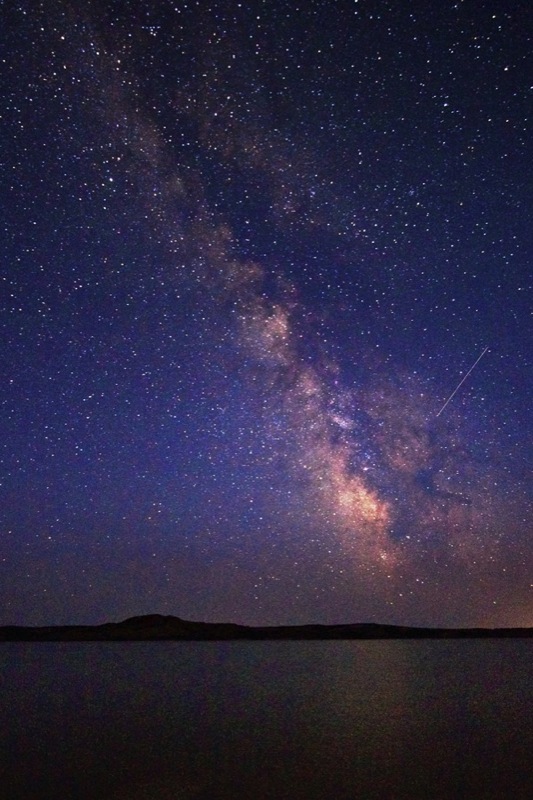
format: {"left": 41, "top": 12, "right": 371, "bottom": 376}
{"left": 1, "top": 614, "right": 531, "bottom": 641}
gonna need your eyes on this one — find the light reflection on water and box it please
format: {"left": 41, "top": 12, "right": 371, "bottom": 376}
{"left": 1, "top": 641, "right": 532, "bottom": 799}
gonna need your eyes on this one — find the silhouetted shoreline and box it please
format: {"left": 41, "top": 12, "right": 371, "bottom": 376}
{"left": 1, "top": 614, "right": 532, "bottom": 641}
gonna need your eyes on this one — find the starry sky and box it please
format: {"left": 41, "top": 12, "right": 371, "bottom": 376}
{"left": 1, "top": 0, "right": 531, "bottom": 628}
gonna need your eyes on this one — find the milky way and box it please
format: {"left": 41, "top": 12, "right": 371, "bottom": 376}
{"left": 0, "top": 0, "right": 531, "bottom": 627}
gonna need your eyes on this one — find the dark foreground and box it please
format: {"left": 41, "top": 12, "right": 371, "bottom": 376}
{"left": 2, "top": 639, "right": 533, "bottom": 798}
{"left": 1, "top": 614, "right": 532, "bottom": 641}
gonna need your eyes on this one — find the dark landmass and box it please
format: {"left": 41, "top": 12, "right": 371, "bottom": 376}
{"left": 1, "top": 614, "right": 532, "bottom": 641}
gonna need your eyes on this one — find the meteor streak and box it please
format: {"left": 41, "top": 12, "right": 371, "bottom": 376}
{"left": 436, "top": 347, "right": 490, "bottom": 417}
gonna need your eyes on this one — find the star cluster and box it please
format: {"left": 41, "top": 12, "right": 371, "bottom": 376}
{"left": 0, "top": 0, "right": 531, "bottom": 627}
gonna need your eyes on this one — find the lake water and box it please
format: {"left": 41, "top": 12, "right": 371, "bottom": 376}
{"left": 1, "top": 640, "right": 532, "bottom": 799}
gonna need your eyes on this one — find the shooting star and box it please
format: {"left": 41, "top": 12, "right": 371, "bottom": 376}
{"left": 436, "top": 347, "right": 490, "bottom": 417}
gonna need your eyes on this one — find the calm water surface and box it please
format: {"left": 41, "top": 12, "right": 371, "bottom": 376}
{"left": 1, "top": 641, "right": 532, "bottom": 799}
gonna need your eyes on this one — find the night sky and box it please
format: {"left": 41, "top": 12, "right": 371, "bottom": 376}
{"left": 1, "top": 0, "right": 531, "bottom": 628}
